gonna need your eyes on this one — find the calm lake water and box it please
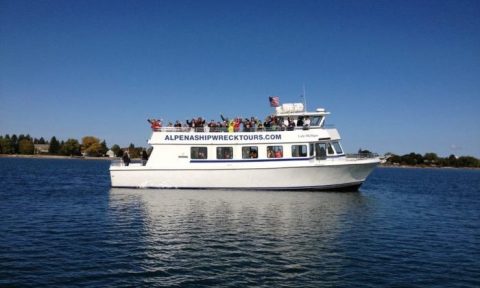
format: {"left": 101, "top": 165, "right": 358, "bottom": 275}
{"left": 1, "top": 157, "right": 479, "bottom": 287}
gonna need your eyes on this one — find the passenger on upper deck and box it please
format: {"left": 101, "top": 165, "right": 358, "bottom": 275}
{"left": 243, "top": 121, "right": 252, "bottom": 132}
{"left": 208, "top": 120, "right": 217, "bottom": 132}
{"left": 154, "top": 110, "right": 316, "bottom": 133}
{"left": 233, "top": 118, "right": 241, "bottom": 132}
{"left": 242, "top": 117, "right": 258, "bottom": 132}
{"left": 303, "top": 116, "right": 311, "bottom": 130}
{"left": 186, "top": 118, "right": 194, "bottom": 128}
{"left": 287, "top": 117, "right": 295, "bottom": 131}
{"left": 257, "top": 123, "right": 265, "bottom": 131}
{"left": 296, "top": 117, "right": 304, "bottom": 127}
{"left": 148, "top": 119, "right": 162, "bottom": 131}
{"left": 269, "top": 116, "right": 281, "bottom": 131}
{"left": 264, "top": 116, "right": 272, "bottom": 130}
{"left": 186, "top": 117, "right": 201, "bottom": 127}
{"left": 186, "top": 117, "right": 206, "bottom": 132}
{"left": 227, "top": 120, "right": 235, "bottom": 133}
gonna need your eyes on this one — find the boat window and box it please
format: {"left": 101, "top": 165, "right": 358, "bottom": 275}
{"left": 291, "top": 145, "right": 308, "bottom": 157}
{"left": 309, "top": 143, "right": 314, "bottom": 156}
{"left": 191, "top": 147, "right": 207, "bottom": 159}
{"left": 242, "top": 146, "right": 258, "bottom": 159}
{"left": 267, "top": 145, "right": 283, "bottom": 158}
{"left": 217, "top": 147, "right": 233, "bottom": 159}
{"left": 332, "top": 141, "right": 343, "bottom": 154}
{"left": 315, "top": 143, "right": 327, "bottom": 160}
{"left": 311, "top": 116, "right": 322, "bottom": 126}
{"left": 327, "top": 143, "right": 335, "bottom": 155}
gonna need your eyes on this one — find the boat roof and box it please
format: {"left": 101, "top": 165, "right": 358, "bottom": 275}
{"left": 273, "top": 103, "right": 330, "bottom": 117}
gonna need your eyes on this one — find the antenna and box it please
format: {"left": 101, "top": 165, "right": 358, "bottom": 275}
{"left": 302, "top": 84, "right": 307, "bottom": 112}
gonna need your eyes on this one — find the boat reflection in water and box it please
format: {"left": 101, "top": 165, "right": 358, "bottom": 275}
{"left": 108, "top": 188, "right": 373, "bottom": 285}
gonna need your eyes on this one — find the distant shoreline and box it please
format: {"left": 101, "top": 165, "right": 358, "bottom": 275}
{"left": 0, "top": 154, "right": 115, "bottom": 161}
{"left": 1, "top": 154, "right": 478, "bottom": 169}
{"left": 380, "top": 164, "right": 479, "bottom": 170}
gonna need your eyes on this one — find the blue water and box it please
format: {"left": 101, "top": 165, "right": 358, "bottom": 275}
{"left": 0, "top": 158, "right": 479, "bottom": 287}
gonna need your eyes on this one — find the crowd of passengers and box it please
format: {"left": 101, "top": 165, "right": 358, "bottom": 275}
{"left": 148, "top": 115, "right": 313, "bottom": 132}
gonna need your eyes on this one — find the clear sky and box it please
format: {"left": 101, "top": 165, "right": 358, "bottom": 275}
{"left": 1, "top": 0, "right": 479, "bottom": 157}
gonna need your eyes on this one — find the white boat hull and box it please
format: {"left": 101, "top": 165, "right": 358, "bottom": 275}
{"left": 110, "top": 159, "right": 379, "bottom": 191}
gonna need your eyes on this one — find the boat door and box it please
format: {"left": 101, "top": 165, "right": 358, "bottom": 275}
{"left": 314, "top": 142, "right": 327, "bottom": 160}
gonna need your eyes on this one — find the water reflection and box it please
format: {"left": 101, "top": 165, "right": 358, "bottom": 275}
{"left": 107, "top": 189, "right": 371, "bottom": 285}
{"left": 108, "top": 189, "right": 369, "bottom": 238}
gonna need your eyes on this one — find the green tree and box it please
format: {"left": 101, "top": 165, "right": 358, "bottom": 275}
{"left": 400, "top": 153, "right": 413, "bottom": 165}
{"left": 6, "top": 135, "right": 13, "bottom": 154}
{"left": 457, "top": 156, "right": 479, "bottom": 168}
{"left": 18, "top": 138, "right": 34, "bottom": 154}
{"left": 424, "top": 153, "right": 439, "bottom": 165}
{"left": 100, "top": 140, "right": 108, "bottom": 156}
{"left": 111, "top": 144, "right": 121, "bottom": 157}
{"left": 62, "top": 139, "right": 81, "bottom": 156}
{"left": 59, "top": 140, "right": 65, "bottom": 154}
{"left": 11, "top": 134, "right": 18, "bottom": 153}
{"left": 128, "top": 143, "right": 142, "bottom": 158}
{"left": 400, "top": 152, "right": 424, "bottom": 166}
{"left": 358, "top": 148, "right": 372, "bottom": 154}
{"left": 0, "top": 135, "right": 14, "bottom": 154}
{"left": 49, "top": 136, "right": 61, "bottom": 154}
{"left": 446, "top": 154, "right": 458, "bottom": 167}
{"left": 1, "top": 136, "right": 12, "bottom": 154}
{"left": 82, "top": 136, "right": 102, "bottom": 156}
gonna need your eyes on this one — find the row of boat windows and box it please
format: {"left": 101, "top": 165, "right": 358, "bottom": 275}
{"left": 190, "top": 142, "right": 344, "bottom": 160}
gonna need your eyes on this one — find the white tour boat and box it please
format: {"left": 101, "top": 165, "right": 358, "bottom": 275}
{"left": 110, "top": 102, "right": 382, "bottom": 191}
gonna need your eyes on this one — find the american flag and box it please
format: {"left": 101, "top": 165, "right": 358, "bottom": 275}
{"left": 269, "top": 96, "right": 280, "bottom": 107}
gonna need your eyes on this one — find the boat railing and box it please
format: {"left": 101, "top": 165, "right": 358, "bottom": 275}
{"left": 346, "top": 152, "right": 379, "bottom": 159}
{"left": 110, "top": 159, "right": 145, "bottom": 167}
{"left": 153, "top": 125, "right": 323, "bottom": 133}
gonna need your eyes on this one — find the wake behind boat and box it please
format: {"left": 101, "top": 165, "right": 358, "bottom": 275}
{"left": 110, "top": 100, "right": 381, "bottom": 191}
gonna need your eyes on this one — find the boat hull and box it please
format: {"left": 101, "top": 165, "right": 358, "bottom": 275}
{"left": 110, "top": 160, "right": 379, "bottom": 191}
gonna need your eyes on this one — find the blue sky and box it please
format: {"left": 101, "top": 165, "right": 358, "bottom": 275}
{"left": 1, "top": 0, "right": 479, "bottom": 157}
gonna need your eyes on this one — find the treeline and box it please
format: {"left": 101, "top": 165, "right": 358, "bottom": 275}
{"left": 0, "top": 134, "right": 145, "bottom": 158}
{"left": 2, "top": 134, "right": 478, "bottom": 167}
{"left": 385, "top": 152, "right": 480, "bottom": 168}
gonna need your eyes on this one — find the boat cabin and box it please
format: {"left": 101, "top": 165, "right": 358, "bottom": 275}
{"left": 143, "top": 104, "right": 346, "bottom": 167}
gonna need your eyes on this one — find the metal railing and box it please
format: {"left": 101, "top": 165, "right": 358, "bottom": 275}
{"left": 110, "top": 159, "right": 146, "bottom": 167}
{"left": 152, "top": 125, "right": 327, "bottom": 133}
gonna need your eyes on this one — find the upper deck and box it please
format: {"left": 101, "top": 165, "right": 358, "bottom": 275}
{"left": 147, "top": 104, "right": 337, "bottom": 145}
{"left": 153, "top": 104, "right": 330, "bottom": 131}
